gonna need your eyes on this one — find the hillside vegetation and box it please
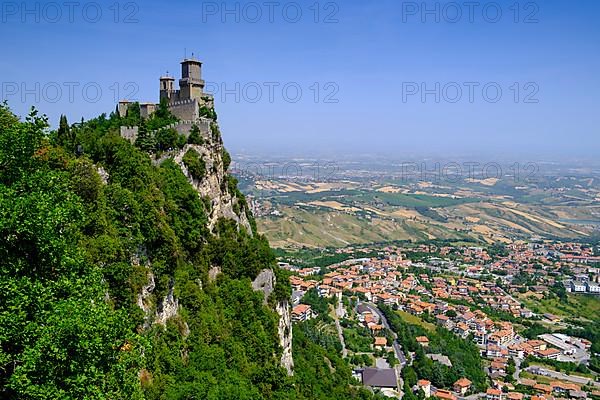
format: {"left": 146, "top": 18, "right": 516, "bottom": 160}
{"left": 0, "top": 102, "right": 377, "bottom": 399}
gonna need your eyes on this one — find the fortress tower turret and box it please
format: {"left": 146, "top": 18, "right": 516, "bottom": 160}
{"left": 179, "top": 58, "right": 205, "bottom": 101}
{"left": 159, "top": 75, "right": 176, "bottom": 102}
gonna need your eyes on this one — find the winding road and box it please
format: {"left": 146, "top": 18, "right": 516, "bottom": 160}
{"left": 363, "top": 302, "right": 408, "bottom": 367}
{"left": 333, "top": 298, "right": 348, "bottom": 358}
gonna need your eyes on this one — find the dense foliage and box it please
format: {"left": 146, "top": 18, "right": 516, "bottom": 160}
{"left": 0, "top": 102, "right": 385, "bottom": 398}
{"left": 0, "top": 105, "right": 146, "bottom": 398}
{"left": 293, "top": 322, "right": 384, "bottom": 400}
{"left": 301, "top": 288, "right": 333, "bottom": 318}
{"left": 380, "top": 305, "right": 488, "bottom": 393}
{"left": 182, "top": 148, "right": 206, "bottom": 180}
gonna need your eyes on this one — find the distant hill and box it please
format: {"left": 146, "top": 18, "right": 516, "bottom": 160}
{"left": 237, "top": 176, "right": 598, "bottom": 249}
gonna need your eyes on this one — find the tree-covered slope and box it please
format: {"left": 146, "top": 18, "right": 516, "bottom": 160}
{"left": 0, "top": 102, "right": 380, "bottom": 399}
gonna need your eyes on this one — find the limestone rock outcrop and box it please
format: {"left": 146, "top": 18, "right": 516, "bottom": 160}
{"left": 252, "top": 269, "right": 294, "bottom": 375}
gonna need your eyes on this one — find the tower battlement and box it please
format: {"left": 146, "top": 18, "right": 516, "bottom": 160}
{"left": 170, "top": 98, "right": 196, "bottom": 106}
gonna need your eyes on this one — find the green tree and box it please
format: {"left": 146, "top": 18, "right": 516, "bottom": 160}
{"left": 182, "top": 148, "right": 206, "bottom": 180}
{"left": 0, "top": 105, "right": 46, "bottom": 185}
{"left": 222, "top": 148, "right": 232, "bottom": 171}
{"left": 56, "top": 114, "right": 74, "bottom": 148}
{"left": 187, "top": 124, "right": 203, "bottom": 145}
{"left": 403, "top": 366, "right": 418, "bottom": 388}
{"left": 155, "top": 127, "right": 179, "bottom": 151}
{"left": 403, "top": 382, "right": 418, "bottom": 400}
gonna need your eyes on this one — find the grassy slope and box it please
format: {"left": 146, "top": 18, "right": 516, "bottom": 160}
{"left": 258, "top": 200, "right": 589, "bottom": 249}
{"left": 396, "top": 310, "right": 436, "bottom": 332}
{"left": 516, "top": 293, "right": 600, "bottom": 322}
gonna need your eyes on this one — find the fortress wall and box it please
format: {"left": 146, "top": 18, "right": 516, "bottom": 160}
{"left": 171, "top": 119, "right": 211, "bottom": 137}
{"left": 169, "top": 100, "right": 199, "bottom": 121}
{"left": 120, "top": 126, "right": 139, "bottom": 143}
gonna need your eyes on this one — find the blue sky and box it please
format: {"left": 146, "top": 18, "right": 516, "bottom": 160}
{"left": 1, "top": 0, "right": 599, "bottom": 158}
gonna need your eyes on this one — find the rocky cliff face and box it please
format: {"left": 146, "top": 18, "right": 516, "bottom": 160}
{"left": 276, "top": 300, "right": 294, "bottom": 375}
{"left": 149, "top": 122, "right": 252, "bottom": 235}
{"left": 138, "top": 120, "right": 293, "bottom": 373}
{"left": 154, "top": 282, "right": 179, "bottom": 326}
{"left": 136, "top": 270, "right": 155, "bottom": 328}
{"left": 172, "top": 125, "right": 252, "bottom": 234}
{"left": 252, "top": 269, "right": 294, "bottom": 375}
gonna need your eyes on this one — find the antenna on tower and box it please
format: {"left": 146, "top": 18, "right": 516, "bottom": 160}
{"left": 184, "top": 48, "right": 187, "bottom": 59}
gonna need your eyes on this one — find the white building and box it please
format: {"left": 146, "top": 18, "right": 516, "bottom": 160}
{"left": 570, "top": 281, "right": 586, "bottom": 293}
{"left": 586, "top": 281, "right": 600, "bottom": 293}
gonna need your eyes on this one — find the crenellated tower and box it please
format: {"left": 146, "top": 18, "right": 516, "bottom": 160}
{"left": 179, "top": 58, "right": 205, "bottom": 101}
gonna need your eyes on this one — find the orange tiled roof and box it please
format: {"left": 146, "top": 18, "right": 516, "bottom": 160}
{"left": 435, "top": 390, "right": 457, "bottom": 400}
{"left": 292, "top": 304, "right": 311, "bottom": 314}
{"left": 454, "top": 378, "right": 472, "bottom": 388}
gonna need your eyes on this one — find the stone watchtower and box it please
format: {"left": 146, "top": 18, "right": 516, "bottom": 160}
{"left": 179, "top": 58, "right": 205, "bottom": 100}
{"left": 159, "top": 75, "right": 176, "bottom": 102}
{"left": 160, "top": 57, "right": 215, "bottom": 129}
